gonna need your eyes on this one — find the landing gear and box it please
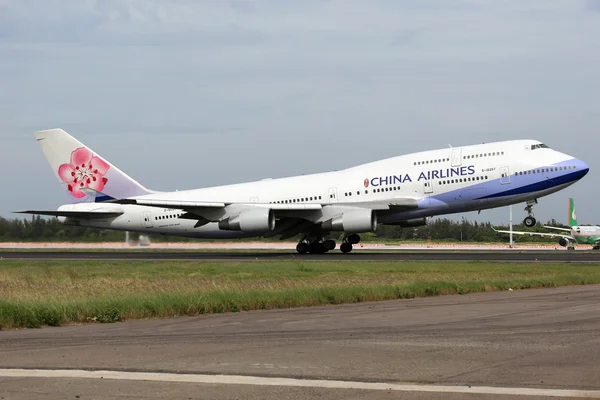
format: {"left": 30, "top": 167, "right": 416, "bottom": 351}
{"left": 296, "top": 242, "right": 309, "bottom": 254}
{"left": 346, "top": 233, "right": 361, "bottom": 245}
{"left": 524, "top": 216, "right": 537, "bottom": 228}
{"left": 296, "top": 237, "right": 336, "bottom": 254}
{"left": 323, "top": 239, "right": 336, "bottom": 251}
{"left": 308, "top": 242, "right": 326, "bottom": 254}
{"left": 524, "top": 200, "right": 537, "bottom": 227}
{"left": 340, "top": 243, "right": 353, "bottom": 253}
{"left": 340, "top": 233, "right": 361, "bottom": 254}
{"left": 295, "top": 234, "right": 361, "bottom": 254}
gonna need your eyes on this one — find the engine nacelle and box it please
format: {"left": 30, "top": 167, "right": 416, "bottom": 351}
{"left": 396, "top": 217, "right": 429, "bottom": 228}
{"left": 558, "top": 237, "right": 569, "bottom": 247}
{"left": 321, "top": 209, "right": 377, "bottom": 233}
{"left": 218, "top": 208, "right": 275, "bottom": 234}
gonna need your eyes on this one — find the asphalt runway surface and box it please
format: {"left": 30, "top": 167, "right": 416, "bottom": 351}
{"left": 2, "top": 249, "right": 600, "bottom": 262}
{"left": 2, "top": 285, "right": 600, "bottom": 399}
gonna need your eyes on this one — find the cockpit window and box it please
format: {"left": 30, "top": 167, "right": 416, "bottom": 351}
{"left": 531, "top": 143, "right": 550, "bottom": 150}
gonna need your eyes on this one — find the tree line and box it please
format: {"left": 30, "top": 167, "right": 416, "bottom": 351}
{"left": 0, "top": 215, "right": 568, "bottom": 243}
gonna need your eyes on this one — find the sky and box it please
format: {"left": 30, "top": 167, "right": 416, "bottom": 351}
{"left": 1, "top": 0, "right": 599, "bottom": 226}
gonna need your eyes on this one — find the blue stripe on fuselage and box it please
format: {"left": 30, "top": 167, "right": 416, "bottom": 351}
{"left": 428, "top": 159, "right": 588, "bottom": 205}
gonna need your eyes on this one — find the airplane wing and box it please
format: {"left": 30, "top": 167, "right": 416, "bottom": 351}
{"left": 491, "top": 227, "right": 573, "bottom": 240}
{"left": 542, "top": 225, "right": 572, "bottom": 232}
{"left": 14, "top": 210, "right": 123, "bottom": 219}
{"left": 109, "top": 196, "right": 419, "bottom": 234}
{"left": 112, "top": 198, "right": 323, "bottom": 211}
{"left": 111, "top": 196, "right": 420, "bottom": 213}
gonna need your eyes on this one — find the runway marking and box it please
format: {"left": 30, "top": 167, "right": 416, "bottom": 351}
{"left": 1, "top": 369, "right": 599, "bottom": 398}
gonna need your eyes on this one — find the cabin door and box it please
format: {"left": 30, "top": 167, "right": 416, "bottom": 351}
{"left": 500, "top": 166, "right": 511, "bottom": 184}
{"left": 328, "top": 187, "right": 338, "bottom": 203}
{"left": 423, "top": 181, "right": 433, "bottom": 194}
{"left": 451, "top": 148, "right": 462, "bottom": 167}
{"left": 142, "top": 212, "right": 153, "bottom": 228}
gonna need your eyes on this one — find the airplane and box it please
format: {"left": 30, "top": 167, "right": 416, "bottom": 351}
{"left": 492, "top": 198, "right": 600, "bottom": 250}
{"left": 15, "top": 129, "right": 589, "bottom": 254}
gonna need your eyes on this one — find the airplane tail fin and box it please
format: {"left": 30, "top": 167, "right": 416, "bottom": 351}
{"left": 568, "top": 197, "right": 578, "bottom": 227}
{"left": 34, "top": 128, "right": 154, "bottom": 203}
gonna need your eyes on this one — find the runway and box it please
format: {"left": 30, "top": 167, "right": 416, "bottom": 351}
{"left": 2, "top": 249, "right": 600, "bottom": 262}
{"left": 1, "top": 285, "right": 600, "bottom": 399}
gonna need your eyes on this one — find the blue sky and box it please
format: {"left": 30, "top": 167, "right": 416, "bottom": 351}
{"left": 1, "top": 0, "right": 599, "bottom": 225}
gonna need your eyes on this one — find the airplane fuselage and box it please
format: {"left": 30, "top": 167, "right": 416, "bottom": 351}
{"left": 58, "top": 139, "right": 589, "bottom": 239}
{"left": 571, "top": 226, "right": 600, "bottom": 245}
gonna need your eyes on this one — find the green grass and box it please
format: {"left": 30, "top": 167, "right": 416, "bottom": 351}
{"left": 1, "top": 260, "right": 599, "bottom": 329}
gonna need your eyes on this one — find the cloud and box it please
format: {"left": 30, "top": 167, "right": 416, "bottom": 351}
{"left": 0, "top": 0, "right": 599, "bottom": 223}
{"left": 586, "top": 0, "right": 600, "bottom": 12}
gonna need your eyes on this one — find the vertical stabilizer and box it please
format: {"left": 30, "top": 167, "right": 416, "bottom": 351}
{"left": 34, "top": 128, "right": 154, "bottom": 203}
{"left": 568, "top": 197, "right": 578, "bottom": 227}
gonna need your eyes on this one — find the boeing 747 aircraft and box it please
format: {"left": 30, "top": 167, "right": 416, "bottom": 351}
{"left": 493, "top": 198, "right": 600, "bottom": 250}
{"left": 16, "top": 129, "right": 589, "bottom": 253}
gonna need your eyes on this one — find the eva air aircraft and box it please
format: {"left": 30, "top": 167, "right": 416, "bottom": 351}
{"left": 493, "top": 198, "right": 600, "bottom": 250}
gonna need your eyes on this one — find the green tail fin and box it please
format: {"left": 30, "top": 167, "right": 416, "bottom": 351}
{"left": 568, "top": 198, "right": 578, "bottom": 227}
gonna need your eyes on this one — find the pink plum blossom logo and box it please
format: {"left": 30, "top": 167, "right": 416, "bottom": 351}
{"left": 58, "top": 147, "right": 110, "bottom": 198}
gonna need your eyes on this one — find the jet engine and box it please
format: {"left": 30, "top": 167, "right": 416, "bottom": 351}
{"left": 218, "top": 208, "right": 276, "bottom": 233}
{"left": 321, "top": 209, "right": 377, "bottom": 233}
{"left": 397, "top": 217, "right": 429, "bottom": 227}
{"left": 386, "top": 217, "right": 429, "bottom": 227}
{"left": 558, "top": 237, "right": 569, "bottom": 247}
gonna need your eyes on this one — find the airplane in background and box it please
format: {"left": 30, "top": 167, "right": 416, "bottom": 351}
{"left": 16, "top": 129, "right": 589, "bottom": 254}
{"left": 493, "top": 198, "right": 600, "bottom": 250}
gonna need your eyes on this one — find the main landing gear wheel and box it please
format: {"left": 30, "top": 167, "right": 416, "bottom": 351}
{"left": 323, "top": 239, "right": 336, "bottom": 251}
{"left": 296, "top": 238, "right": 336, "bottom": 254}
{"left": 340, "top": 233, "right": 361, "bottom": 253}
{"left": 296, "top": 242, "right": 309, "bottom": 254}
{"left": 308, "top": 243, "right": 326, "bottom": 254}
{"left": 523, "top": 216, "right": 537, "bottom": 228}
{"left": 340, "top": 243, "right": 353, "bottom": 253}
{"left": 347, "top": 233, "right": 361, "bottom": 245}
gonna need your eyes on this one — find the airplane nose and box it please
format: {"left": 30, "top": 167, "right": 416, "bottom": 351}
{"left": 575, "top": 158, "right": 589, "bottom": 179}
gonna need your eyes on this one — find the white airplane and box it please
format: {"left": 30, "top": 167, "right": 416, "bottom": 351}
{"left": 493, "top": 198, "right": 600, "bottom": 250}
{"left": 16, "top": 129, "right": 589, "bottom": 253}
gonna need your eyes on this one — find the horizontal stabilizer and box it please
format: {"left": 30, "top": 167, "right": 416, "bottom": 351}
{"left": 80, "top": 188, "right": 115, "bottom": 203}
{"left": 14, "top": 210, "right": 123, "bottom": 219}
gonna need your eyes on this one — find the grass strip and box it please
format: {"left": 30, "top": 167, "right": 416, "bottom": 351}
{"left": 1, "top": 260, "right": 599, "bottom": 329}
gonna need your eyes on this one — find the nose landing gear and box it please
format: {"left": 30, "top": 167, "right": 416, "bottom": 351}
{"left": 523, "top": 200, "right": 537, "bottom": 228}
